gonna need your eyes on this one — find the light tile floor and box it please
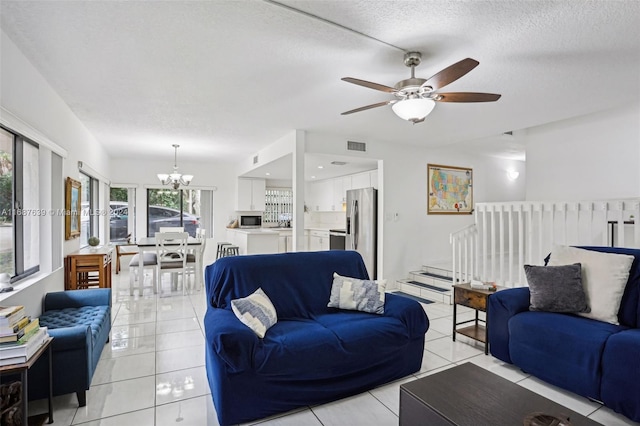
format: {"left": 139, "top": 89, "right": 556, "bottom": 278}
{"left": 29, "top": 268, "right": 640, "bottom": 425}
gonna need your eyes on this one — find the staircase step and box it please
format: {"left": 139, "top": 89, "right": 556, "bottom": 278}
{"left": 405, "top": 280, "right": 450, "bottom": 293}
{"left": 392, "top": 291, "right": 434, "bottom": 305}
{"left": 416, "top": 271, "right": 452, "bottom": 281}
{"left": 398, "top": 279, "right": 453, "bottom": 305}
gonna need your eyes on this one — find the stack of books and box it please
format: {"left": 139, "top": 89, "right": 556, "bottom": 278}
{"left": 0, "top": 305, "right": 49, "bottom": 366}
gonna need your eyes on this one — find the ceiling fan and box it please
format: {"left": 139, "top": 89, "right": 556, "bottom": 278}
{"left": 341, "top": 52, "right": 501, "bottom": 124}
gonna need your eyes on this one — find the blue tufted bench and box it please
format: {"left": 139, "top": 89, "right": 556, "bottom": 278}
{"left": 26, "top": 289, "right": 111, "bottom": 406}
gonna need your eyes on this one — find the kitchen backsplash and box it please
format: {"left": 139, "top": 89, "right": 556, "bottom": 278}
{"left": 306, "top": 211, "right": 346, "bottom": 228}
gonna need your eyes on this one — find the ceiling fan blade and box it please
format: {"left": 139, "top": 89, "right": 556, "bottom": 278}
{"left": 341, "top": 100, "right": 393, "bottom": 115}
{"left": 342, "top": 77, "right": 397, "bottom": 93}
{"left": 423, "top": 58, "right": 480, "bottom": 90}
{"left": 436, "top": 92, "right": 501, "bottom": 103}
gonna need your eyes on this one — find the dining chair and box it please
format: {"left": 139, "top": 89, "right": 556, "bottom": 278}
{"left": 155, "top": 231, "right": 189, "bottom": 296}
{"left": 159, "top": 226, "right": 184, "bottom": 233}
{"left": 115, "top": 242, "right": 139, "bottom": 274}
{"left": 128, "top": 251, "right": 157, "bottom": 296}
{"left": 186, "top": 229, "right": 207, "bottom": 291}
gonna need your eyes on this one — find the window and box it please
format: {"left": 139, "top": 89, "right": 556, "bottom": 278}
{"left": 147, "top": 189, "right": 201, "bottom": 237}
{"left": 264, "top": 188, "right": 293, "bottom": 226}
{"left": 0, "top": 126, "right": 40, "bottom": 282}
{"left": 79, "top": 172, "right": 99, "bottom": 247}
{"left": 110, "top": 187, "right": 135, "bottom": 242}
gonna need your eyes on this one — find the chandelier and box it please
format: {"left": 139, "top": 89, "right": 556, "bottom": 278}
{"left": 157, "top": 144, "right": 194, "bottom": 190}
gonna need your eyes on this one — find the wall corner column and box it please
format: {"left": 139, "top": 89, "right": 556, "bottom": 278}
{"left": 292, "top": 130, "right": 305, "bottom": 251}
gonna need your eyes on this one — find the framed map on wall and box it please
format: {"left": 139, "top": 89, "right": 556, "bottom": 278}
{"left": 427, "top": 164, "right": 473, "bottom": 214}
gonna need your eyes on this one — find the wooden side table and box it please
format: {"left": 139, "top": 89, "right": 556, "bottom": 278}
{"left": 65, "top": 246, "right": 113, "bottom": 290}
{"left": 452, "top": 283, "right": 499, "bottom": 355}
{"left": 0, "top": 337, "right": 53, "bottom": 425}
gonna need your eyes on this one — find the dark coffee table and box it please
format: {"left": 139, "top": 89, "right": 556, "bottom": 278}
{"left": 399, "top": 363, "right": 602, "bottom": 426}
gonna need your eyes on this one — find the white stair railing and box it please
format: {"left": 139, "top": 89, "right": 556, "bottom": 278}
{"left": 450, "top": 223, "right": 478, "bottom": 285}
{"left": 450, "top": 199, "right": 640, "bottom": 288}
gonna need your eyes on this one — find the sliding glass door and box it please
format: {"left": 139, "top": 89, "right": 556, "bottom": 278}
{"left": 147, "top": 189, "right": 201, "bottom": 237}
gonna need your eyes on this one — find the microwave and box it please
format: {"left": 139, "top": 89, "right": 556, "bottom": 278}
{"left": 239, "top": 215, "right": 262, "bottom": 228}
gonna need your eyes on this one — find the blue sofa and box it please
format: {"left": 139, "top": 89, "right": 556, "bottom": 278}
{"left": 489, "top": 246, "right": 640, "bottom": 422}
{"left": 27, "top": 288, "right": 111, "bottom": 406}
{"left": 204, "top": 251, "right": 429, "bottom": 425}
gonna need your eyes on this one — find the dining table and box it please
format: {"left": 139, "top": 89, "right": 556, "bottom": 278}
{"left": 135, "top": 236, "right": 203, "bottom": 291}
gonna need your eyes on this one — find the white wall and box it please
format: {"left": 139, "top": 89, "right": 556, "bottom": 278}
{"left": 109, "top": 158, "right": 237, "bottom": 246}
{"left": 305, "top": 132, "right": 526, "bottom": 283}
{"left": 1, "top": 29, "right": 112, "bottom": 312}
{"left": 1, "top": 30, "right": 111, "bottom": 253}
{"left": 525, "top": 102, "right": 640, "bottom": 200}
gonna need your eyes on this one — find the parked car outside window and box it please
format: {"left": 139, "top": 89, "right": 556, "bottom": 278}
{"left": 109, "top": 202, "right": 199, "bottom": 240}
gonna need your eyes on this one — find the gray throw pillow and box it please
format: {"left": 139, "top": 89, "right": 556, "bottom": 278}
{"left": 524, "top": 263, "right": 590, "bottom": 313}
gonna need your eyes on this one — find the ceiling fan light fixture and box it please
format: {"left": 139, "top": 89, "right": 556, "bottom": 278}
{"left": 391, "top": 98, "right": 436, "bottom": 122}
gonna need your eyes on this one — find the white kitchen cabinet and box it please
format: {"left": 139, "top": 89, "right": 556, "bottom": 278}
{"left": 306, "top": 171, "right": 375, "bottom": 212}
{"left": 309, "top": 179, "right": 333, "bottom": 211}
{"left": 332, "top": 179, "right": 344, "bottom": 211}
{"left": 351, "top": 171, "right": 371, "bottom": 190}
{"left": 309, "top": 230, "right": 329, "bottom": 251}
{"left": 227, "top": 229, "right": 279, "bottom": 255}
{"left": 342, "top": 176, "right": 352, "bottom": 194}
{"left": 277, "top": 230, "right": 293, "bottom": 253}
{"left": 236, "top": 178, "right": 266, "bottom": 211}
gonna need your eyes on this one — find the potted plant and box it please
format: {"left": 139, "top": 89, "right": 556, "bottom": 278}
{"left": 88, "top": 236, "right": 100, "bottom": 252}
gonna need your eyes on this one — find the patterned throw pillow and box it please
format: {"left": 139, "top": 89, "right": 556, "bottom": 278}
{"left": 231, "top": 288, "right": 277, "bottom": 338}
{"left": 327, "top": 273, "right": 387, "bottom": 314}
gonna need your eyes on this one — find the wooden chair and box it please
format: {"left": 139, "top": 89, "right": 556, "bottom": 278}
{"left": 155, "top": 232, "right": 189, "bottom": 296}
{"left": 115, "top": 243, "right": 139, "bottom": 274}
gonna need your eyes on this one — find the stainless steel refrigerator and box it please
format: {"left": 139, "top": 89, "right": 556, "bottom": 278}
{"left": 346, "top": 187, "right": 377, "bottom": 279}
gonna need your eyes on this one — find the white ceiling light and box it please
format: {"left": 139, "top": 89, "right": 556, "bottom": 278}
{"left": 157, "top": 144, "right": 193, "bottom": 190}
{"left": 506, "top": 169, "right": 520, "bottom": 181}
{"left": 391, "top": 98, "right": 436, "bottom": 123}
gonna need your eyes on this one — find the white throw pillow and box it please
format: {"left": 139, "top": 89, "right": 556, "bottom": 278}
{"left": 231, "top": 288, "right": 277, "bottom": 338}
{"left": 327, "top": 273, "right": 387, "bottom": 314}
{"left": 548, "top": 246, "right": 633, "bottom": 324}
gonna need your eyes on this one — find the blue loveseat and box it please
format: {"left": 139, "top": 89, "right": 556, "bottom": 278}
{"left": 489, "top": 246, "right": 640, "bottom": 422}
{"left": 204, "top": 251, "right": 429, "bottom": 425}
{"left": 27, "top": 288, "right": 111, "bottom": 406}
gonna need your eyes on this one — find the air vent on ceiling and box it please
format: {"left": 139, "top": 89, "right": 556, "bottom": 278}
{"left": 253, "top": 155, "right": 259, "bottom": 165}
{"left": 331, "top": 161, "right": 347, "bottom": 166}
{"left": 347, "top": 141, "right": 366, "bottom": 152}
{"left": 503, "top": 131, "right": 513, "bottom": 136}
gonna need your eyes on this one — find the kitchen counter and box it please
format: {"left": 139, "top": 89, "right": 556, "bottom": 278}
{"left": 227, "top": 228, "right": 280, "bottom": 235}
{"left": 226, "top": 228, "right": 279, "bottom": 255}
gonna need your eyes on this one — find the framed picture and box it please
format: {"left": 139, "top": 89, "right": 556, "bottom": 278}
{"left": 427, "top": 164, "right": 473, "bottom": 214}
{"left": 65, "top": 177, "right": 81, "bottom": 240}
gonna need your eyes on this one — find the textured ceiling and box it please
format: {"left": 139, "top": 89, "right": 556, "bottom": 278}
{"left": 1, "top": 1, "right": 639, "bottom": 165}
